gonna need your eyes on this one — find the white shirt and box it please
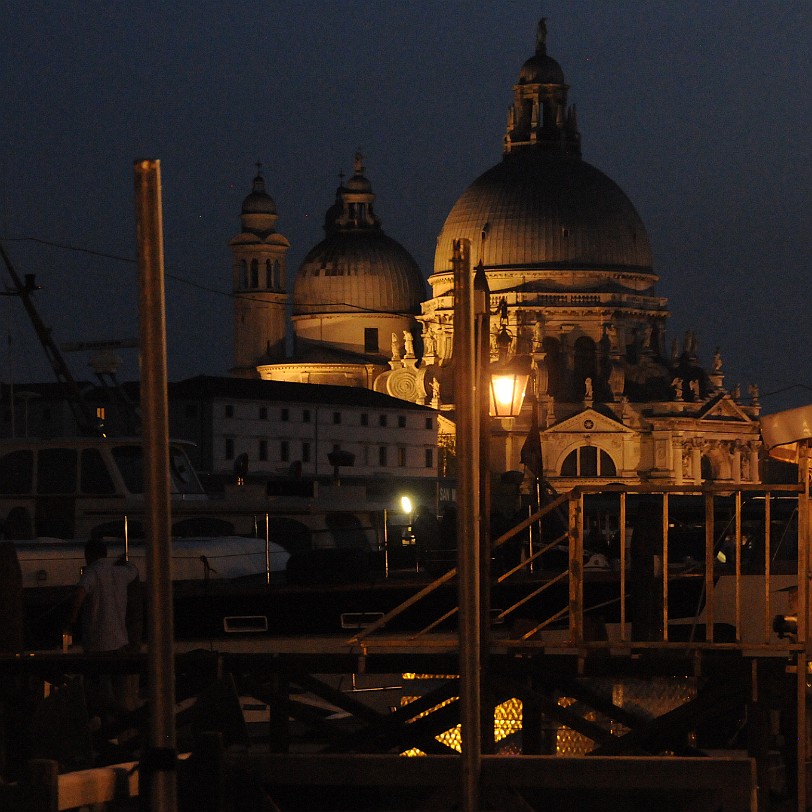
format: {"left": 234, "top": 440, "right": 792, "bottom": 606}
{"left": 78, "top": 557, "right": 138, "bottom": 652}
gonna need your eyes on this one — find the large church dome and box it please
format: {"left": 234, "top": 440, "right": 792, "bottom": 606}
{"left": 434, "top": 150, "right": 652, "bottom": 274}
{"left": 293, "top": 154, "right": 426, "bottom": 316}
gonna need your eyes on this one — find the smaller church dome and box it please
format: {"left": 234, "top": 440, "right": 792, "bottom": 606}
{"left": 241, "top": 172, "right": 277, "bottom": 216}
{"left": 294, "top": 231, "right": 425, "bottom": 315}
{"left": 293, "top": 154, "right": 426, "bottom": 316}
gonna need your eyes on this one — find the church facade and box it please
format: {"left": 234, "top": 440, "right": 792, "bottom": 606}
{"left": 230, "top": 20, "right": 762, "bottom": 488}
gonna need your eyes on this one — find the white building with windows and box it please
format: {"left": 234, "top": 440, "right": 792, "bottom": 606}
{"left": 167, "top": 376, "right": 439, "bottom": 489}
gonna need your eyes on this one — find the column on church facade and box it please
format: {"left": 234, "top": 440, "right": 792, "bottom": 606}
{"left": 749, "top": 445, "right": 761, "bottom": 484}
{"left": 691, "top": 443, "right": 702, "bottom": 483}
{"left": 731, "top": 444, "right": 741, "bottom": 484}
{"left": 673, "top": 437, "right": 684, "bottom": 485}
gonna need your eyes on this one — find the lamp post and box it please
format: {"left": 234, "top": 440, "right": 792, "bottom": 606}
{"left": 453, "top": 238, "right": 482, "bottom": 811}
{"left": 455, "top": 241, "right": 536, "bottom": 808}
{"left": 400, "top": 495, "right": 418, "bottom": 572}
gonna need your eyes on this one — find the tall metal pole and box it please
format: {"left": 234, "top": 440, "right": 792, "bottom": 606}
{"left": 474, "top": 260, "right": 493, "bottom": 755}
{"left": 797, "top": 440, "right": 810, "bottom": 812}
{"left": 134, "top": 159, "right": 177, "bottom": 812}
{"left": 453, "top": 239, "right": 481, "bottom": 811}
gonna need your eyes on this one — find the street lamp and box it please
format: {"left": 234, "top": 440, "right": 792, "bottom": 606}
{"left": 398, "top": 494, "right": 418, "bottom": 572}
{"left": 489, "top": 355, "right": 531, "bottom": 418}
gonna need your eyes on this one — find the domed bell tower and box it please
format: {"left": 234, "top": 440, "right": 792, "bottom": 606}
{"left": 229, "top": 167, "right": 290, "bottom": 378}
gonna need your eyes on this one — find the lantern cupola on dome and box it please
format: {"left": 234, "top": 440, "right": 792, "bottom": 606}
{"left": 504, "top": 18, "right": 581, "bottom": 157}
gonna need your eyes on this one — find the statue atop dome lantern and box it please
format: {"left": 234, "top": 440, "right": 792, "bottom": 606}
{"left": 536, "top": 18, "right": 548, "bottom": 52}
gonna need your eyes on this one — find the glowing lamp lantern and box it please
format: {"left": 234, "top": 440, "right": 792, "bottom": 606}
{"left": 400, "top": 495, "right": 413, "bottom": 515}
{"left": 489, "top": 365, "right": 530, "bottom": 418}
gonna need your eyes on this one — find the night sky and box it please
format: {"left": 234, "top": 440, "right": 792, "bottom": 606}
{"left": 1, "top": 2, "right": 810, "bottom": 413}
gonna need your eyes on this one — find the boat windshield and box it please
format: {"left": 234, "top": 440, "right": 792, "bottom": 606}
{"left": 111, "top": 444, "right": 205, "bottom": 496}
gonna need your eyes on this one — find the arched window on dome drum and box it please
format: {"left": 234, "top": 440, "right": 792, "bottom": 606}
{"left": 274, "top": 260, "right": 281, "bottom": 288}
{"left": 250, "top": 259, "right": 259, "bottom": 288}
{"left": 265, "top": 259, "right": 272, "bottom": 289}
{"left": 560, "top": 446, "right": 616, "bottom": 478}
{"left": 240, "top": 260, "right": 248, "bottom": 289}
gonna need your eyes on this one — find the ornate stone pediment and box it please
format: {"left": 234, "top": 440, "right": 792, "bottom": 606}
{"left": 543, "top": 407, "right": 637, "bottom": 438}
{"left": 695, "top": 394, "right": 754, "bottom": 423}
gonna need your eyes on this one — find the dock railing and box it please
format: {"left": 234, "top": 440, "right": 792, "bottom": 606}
{"left": 351, "top": 481, "right": 808, "bottom": 654}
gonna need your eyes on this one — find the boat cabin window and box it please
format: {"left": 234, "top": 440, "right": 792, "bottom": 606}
{"left": 80, "top": 448, "right": 116, "bottom": 495}
{"left": 109, "top": 444, "right": 203, "bottom": 496}
{"left": 112, "top": 446, "right": 145, "bottom": 493}
{"left": 169, "top": 447, "right": 200, "bottom": 493}
{"left": 37, "top": 448, "right": 78, "bottom": 494}
{"left": 0, "top": 450, "right": 33, "bottom": 495}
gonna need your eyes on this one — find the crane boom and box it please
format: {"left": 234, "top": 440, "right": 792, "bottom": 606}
{"left": 0, "top": 241, "right": 100, "bottom": 435}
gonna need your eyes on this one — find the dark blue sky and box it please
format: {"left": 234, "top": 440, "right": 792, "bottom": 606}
{"left": 1, "top": 2, "right": 810, "bottom": 412}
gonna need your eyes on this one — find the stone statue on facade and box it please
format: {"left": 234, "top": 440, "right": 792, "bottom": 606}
{"left": 741, "top": 452, "right": 751, "bottom": 481}
{"left": 533, "top": 318, "right": 545, "bottom": 352}
{"left": 403, "top": 330, "right": 415, "bottom": 358}
{"left": 391, "top": 332, "right": 401, "bottom": 360}
{"left": 423, "top": 326, "right": 436, "bottom": 357}
{"left": 619, "top": 395, "right": 631, "bottom": 424}
{"left": 641, "top": 324, "right": 653, "bottom": 352}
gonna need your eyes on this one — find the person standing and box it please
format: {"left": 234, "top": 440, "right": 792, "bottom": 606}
{"left": 66, "top": 538, "right": 139, "bottom": 718}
